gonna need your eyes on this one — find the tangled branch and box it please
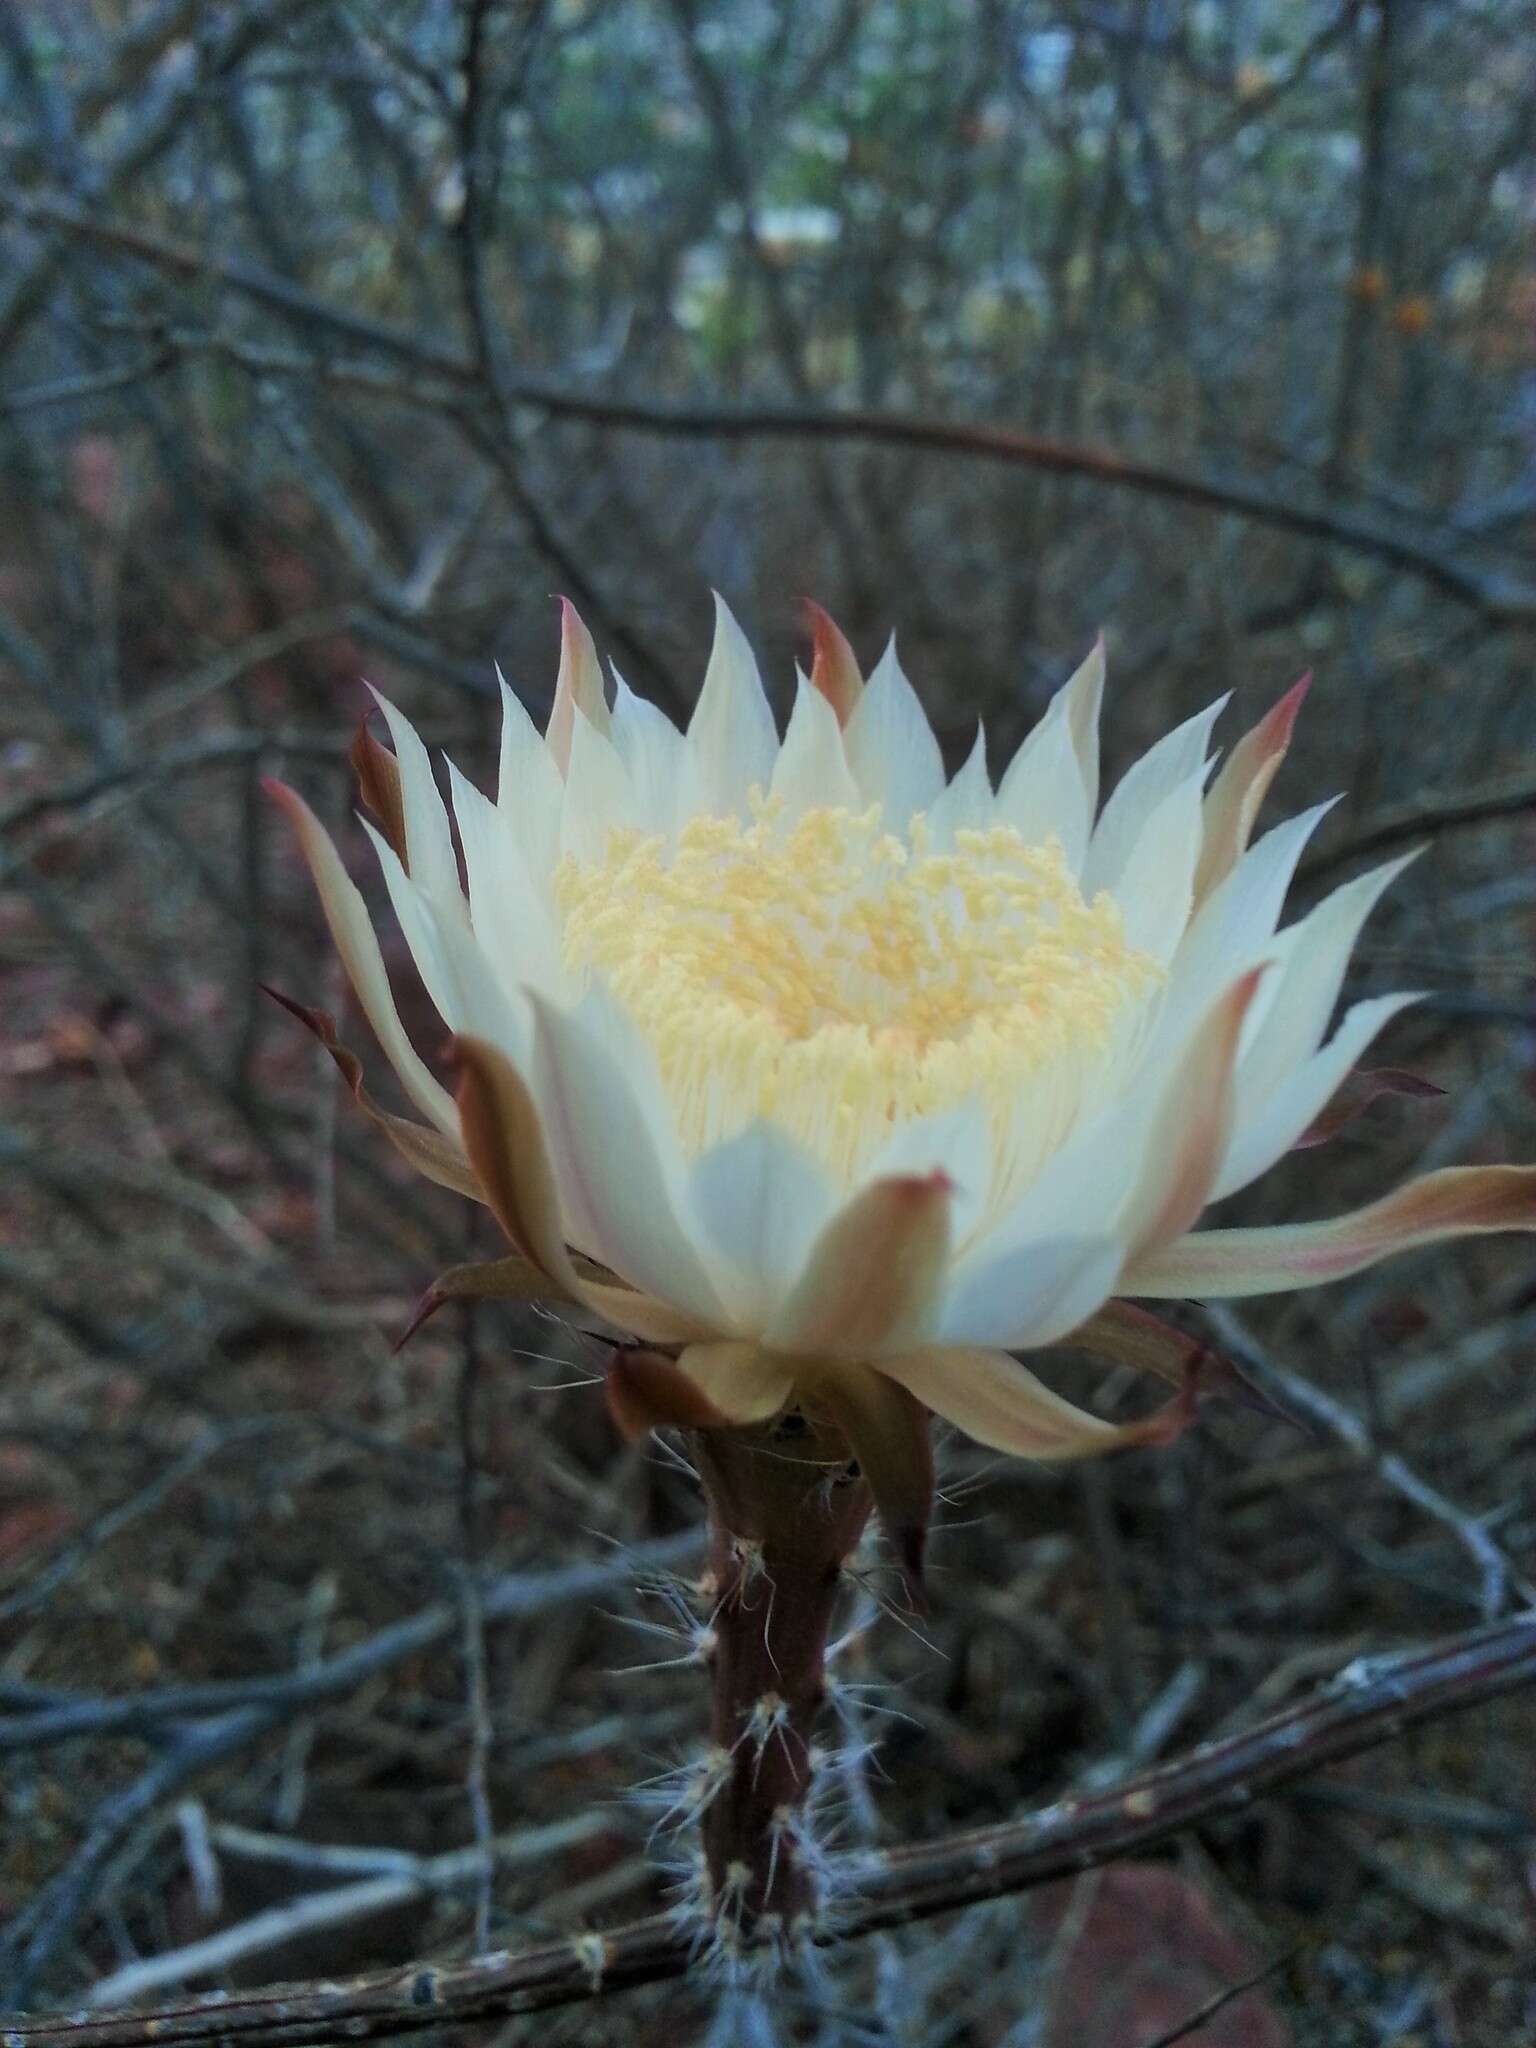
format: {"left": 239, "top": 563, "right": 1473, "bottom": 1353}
{"left": 6, "top": 1610, "right": 1531, "bottom": 2044}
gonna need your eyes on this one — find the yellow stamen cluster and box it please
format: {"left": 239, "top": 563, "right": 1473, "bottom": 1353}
{"left": 554, "top": 801, "right": 1161, "bottom": 1188}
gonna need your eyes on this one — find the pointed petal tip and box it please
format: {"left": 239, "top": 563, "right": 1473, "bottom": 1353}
{"left": 393, "top": 1283, "right": 446, "bottom": 1353}
{"left": 261, "top": 772, "right": 301, "bottom": 815}
{"left": 1294, "top": 1065, "right": 1447, "bottom": 1151}
{"left": 1127, "top": 1163, "right": 1536, "bottom": 1301}
{"left": 801, "top": 597, "right": 863, "bottom": 725}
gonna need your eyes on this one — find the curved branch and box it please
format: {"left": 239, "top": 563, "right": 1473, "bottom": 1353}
{"left": 6, "top": 192, "right": 1533, "bottom": 624}
{"left": 6, "top": 1610, "right": 1532, "bottom": 2043}
{"left": 1301, "top": 771, "right": 1536, "bottom": 886}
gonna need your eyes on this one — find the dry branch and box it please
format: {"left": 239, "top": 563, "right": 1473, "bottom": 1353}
{"left": 5, "top": 1609, "right": 1532, "bottom": 2044}
{"left": 6, "top": 190, "right": 1532, "bottom": 622}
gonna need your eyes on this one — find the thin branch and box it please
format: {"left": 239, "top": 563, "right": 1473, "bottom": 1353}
{"left": 0, "top": 1537, "right": 701, "bottom": 2004}
{"left": 0, "top": 1536, "right": 701, "bottom": 1755}
{"left": 1300, "top": 771, "right": 1536, "bottom": 887}
{"left": 5, "top": 192, "right": 1532, "bottom": 622}
{"left": 5, "top": 1609, "right": 1532, "bottom": 2040}
{"left": 1202, "top": 1305, "right": 1532, "bottom": 1619}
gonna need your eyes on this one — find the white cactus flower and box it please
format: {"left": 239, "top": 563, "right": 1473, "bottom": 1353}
{"left": 268, "top": 596, "right": 1536, "bottom": 1557}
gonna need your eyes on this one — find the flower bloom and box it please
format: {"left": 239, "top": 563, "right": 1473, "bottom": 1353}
{"left": 268, "top": 598, "right": 1536, "bottom": 1556}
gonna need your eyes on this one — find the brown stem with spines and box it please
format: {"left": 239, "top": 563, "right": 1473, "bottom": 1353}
{"left": 690, "top": 1411, "right": 873, "bottom": 1947}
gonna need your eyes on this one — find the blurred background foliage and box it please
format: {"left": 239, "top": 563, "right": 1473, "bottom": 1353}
{"left": 2, "top": 2, "right": 1535, "bottom": 2041}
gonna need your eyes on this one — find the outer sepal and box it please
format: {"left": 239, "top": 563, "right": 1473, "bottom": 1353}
{"left": 349, "top": 711, "right": 408, "bottom": 867}
{"left": 803, "top": 599, "right": 864, "bottom": 727}
{"left": 767, "top": 1170, "right": 953, "bottom": 1360}
{"left": 395, "top": 1253, "right": 557, "bottom": 1350}
{"left": 1125, "top": 1164, "right": 1536, "bottom": 1299}
{"left": 606, "top": 1346, "right": 733, "bottom": 1439}
{"left": 1193, "top": 675, "right": 1310, "bottom": 907}
{"left": 545, "top": 598, "right": 610, "bottom": 776}
{"left": 1063, "top": 1299, "right": 1294, "bottom": 1422}
{"left": 878, "top": 1345, "right": 1200, "bottom": 1462}
{"left": 263, "top": 986, "right": 480, "bottom": 1198}
{"left": 801, "top": 1363, "right": 934, "bottom": 1602}
{"left": 1294, "top": 1066, "right": 1445, "bottom": 1150}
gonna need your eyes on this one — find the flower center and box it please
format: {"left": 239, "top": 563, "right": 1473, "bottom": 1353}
{"left": 553, "top": 800, "right": 1161, "bottom": 1187}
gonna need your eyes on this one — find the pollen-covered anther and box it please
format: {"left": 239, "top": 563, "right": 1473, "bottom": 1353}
{"left": 555, "top": 801, "right": 1161, "bottom": 1176}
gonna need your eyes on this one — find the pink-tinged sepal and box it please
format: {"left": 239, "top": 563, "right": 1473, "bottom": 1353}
{"left": 1124, "top": 1164, "right": 1536, "bottom": 1300}
{"left": 394, "top": 1253, "right": 553, "bottom": 1351}
{"left": 1064, "top": 1299, "right": 1297, "bottom": 1425}
{"left": 606, "top": 1346, "right": 731, "bottom": 1440}
{"left": 263, "top": 985, "right": 480, "bottom": 1199}
{"left": 545, "top": 597, "right": 610, "bottom": 776}
{"left": 349, "top": 711, "right": 408, "bottom": 868}
{"left": 1194, "top": 674, "right": 1311, "bottom": 907}
{"left": 451, "top": 1033, "right": 723, "bottom": 1347}
{"left": 878, "top": 1344, "right": 1201, "bottom": 1463}
{"left": 450, "top": 1032, "right": 580, "bottom": 1290}
{"left": 262, "top": 775, "right": 459, "bottom": 1135}
{"left": 803, "top": 599, "right": 864, "bottom": 727}
{"left": 1293, "top": 1066, "right": 1445, "bottom": 1150}
{"left": 767, "top": 1171, "right": 954, "bottom": 1360}
{"left": 1123, "top": 967, "right": 1265, "bottom": 1259}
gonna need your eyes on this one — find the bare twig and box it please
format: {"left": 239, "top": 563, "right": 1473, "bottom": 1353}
{"left": 5, "top": 191, "right": 1531, "bottom": 621}
{"left": 4, "top": 1610, "right": 1532, "bottom": 2039}
{"left": 1202, "top": 1305, "right": 1531, "bottom": 1619}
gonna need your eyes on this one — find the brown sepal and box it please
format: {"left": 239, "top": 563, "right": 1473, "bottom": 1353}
{"left": 1068, "top": 1300, "right": 1300, "bottom": 1428}
{"left": 394, "top": 1254, "right": 554, "bottom": 1351}
{"left": 1294, "top": 1066, "right": 1445, "bottom": 1150}
{"left": 349, "top": 712, "right": 408, "bottom": 868}
{"left": 263, "top": 985, "right": 481, "bottom": 1199}
{"left": 802, "top": 1366, "right": 934, "bottom": 1607}
{"left": 606, "top": 1347, "right": 729, "bottom": 1441}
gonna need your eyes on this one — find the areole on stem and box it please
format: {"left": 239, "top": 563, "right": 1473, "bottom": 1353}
{"left": 687, "top": 1410, "right": 877, "bottom": 1952}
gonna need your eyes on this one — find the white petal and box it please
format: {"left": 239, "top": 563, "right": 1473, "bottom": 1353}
{"left": 1165, "top": 799, "right": 1338, "bottom": 1033}
{"left": 925, "top": 725, "right": 993, "bottom": 846}
{"left": 995, "top": 695, "right": 1092, "bottom": 870}
{"left": 1107, "top": 761, "right": 1208, "bottom": 963}
{"left": 1062, "top": 636, "right": 1106, "bottom": 818}
{"left": 364, "top": 817, "right": 531, "bottom": 1059}
{"left": 527, "top": 989, "right": 727, "bottom": 1325}
{"left": 496, "top": 666, "right": 564, "bottom": 881}
{"left": 770, "top": 676, "right": 860, "bottom": 815}
{"left": 609, "top": 671, "right": 685, "bottom": 837}
{"left": 544, "top": 598, "right": 609, "bottom": 774}
{"left": 447, "top": 762, "right": 567, "bottom": 999}
{"left": 368, "top": 689, "right": 464, "bottom": 920}
{"left": 687, "top": 1122, "right": 837, "bottom": 1329}
{"left": 842, "top": 636, "right": 945, "bottom": 830}
{"left": 937, "top": 1235, "right": 1122, "bottom": 1348}
{"left": 863, "top": 1101, "right": 994, "bottom": 1249}
{"left": 560, "top": 706, "right": 635, "bottom": 865}
{"left": 361, "top": 817, "right": 460, "bottom": 1029}
{"left": 1215, "top": 990, "right": 1422, "bottom": 1199}
{"left": 685, "top": 593, "right": 778, "bottom": 816}
{"left": 1236, "top": 849, "right": 1419, "bottom": 1108}
{"left": 1083, "top": 696, "right": 1228, "bottom": 898}
{"left": 266, "top": 780, "right": 457, "bottom": 1136}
